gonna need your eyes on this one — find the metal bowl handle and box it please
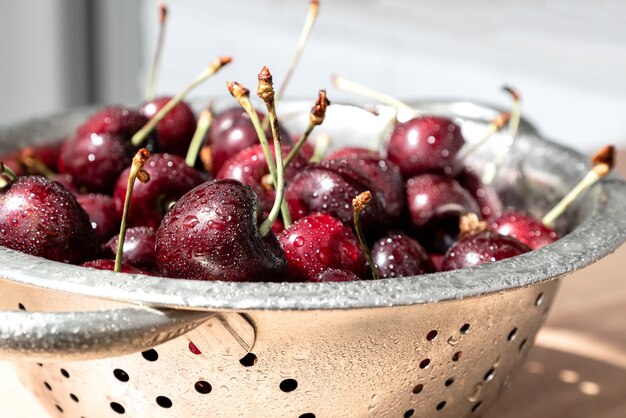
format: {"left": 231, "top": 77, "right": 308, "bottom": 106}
{"left": 0, "top": 306, "right": 215, "bottom": 361}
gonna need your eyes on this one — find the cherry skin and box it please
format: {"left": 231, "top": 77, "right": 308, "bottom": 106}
{"left": 325, "top": 147, "right": 382, "bottom": 161}
{"left": 156, "top": 179, "right": 286, "bottom": 281}
{"left": 0, "top": 176, "right": 96, "bottom": 264}
{"left": 81, "top": 259, "right": 153, "bottom": 275}
{"left": 313, "top": 268, "right": 361, "bottom": 282}
{"left": 103, "top": 226, "right": 157, "bottom": 271}
{"left": 386, "top": 115, "right": 465, "bottom": 178}
{"left": 285, "top": 160, "right": 387, "bottom": 232}
{"left": 112, "top": 153, "right": 205, "bottom": 229}
{"left": 406, "top": 173, "right": 481, "bottom": 253}
{"left": 140, "top": 97, "right": 197, "bottom": 157}
{"left": 77, "top": 106, "right": 148, "bottom": 140}
{"left": 441, "top": 231, "right": 531, "bottom": 271}
{"left": 490, "top": 208, "right": 559, "bottom": 250}
{"left": 58, "top": 132, "right": 131, "bottom": 194}
{"left": 76, "top": 193, "right": 120, "bottom": 243}
{"left": 278, "top": 213, "right": 366, "bottom": 282}
{"left": 372, "top": 232, "right": 434, "bottom": 278}
{"left": 455, "top": 167, "right": 502, "bottom": 218}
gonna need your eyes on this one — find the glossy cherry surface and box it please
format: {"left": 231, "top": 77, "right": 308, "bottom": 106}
{"left": 372, "top": 232, "right": 434, "bottom": 278}
{"left": 456, "top": 167, "right": 502, "bottom": 218}
{"left": 313, "top": 268, "right": 361, "bottom": 282}
{"left": 77, "top": 106, "right": 148, "bottom": 140}
{"left": 490, "top": 208, "right": 559, "bottom": 250}
{"left": 104, "top": 226, "right": 157, "bottom": 270}
{"left": 140, "top": 97, "right": 197, "bottom": 156}
{"left": 441, "top": 231, "right": 530, "bottom": 271}
{"left": 76, "top": 193, "right": 120, "bottom": 243}
{"left": 81, "top": 259, "right": 152, "bottom": 274}
{"left": 156, "top": 179, "right": 286, "bottom": 281}
{"left": 278, "top": 213, "right": 366, "bottom": 282}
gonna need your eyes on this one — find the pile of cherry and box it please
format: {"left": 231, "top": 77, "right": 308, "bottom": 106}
{"left": 0, "top": 67, "right": 615, "bottom": 283}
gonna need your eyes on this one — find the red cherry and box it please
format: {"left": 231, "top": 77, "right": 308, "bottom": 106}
{"left": 455, "top": 168, "right": 502, "bottom": 218}
{"left": 441, "top": 231, "right": 530, "bottom": 271}
{"left": 490, "top": 209, "right": 559, "bottom": 250}
{"left": 372, "top": 233, "right": 434, "bottom": 278}
{"left": 104, "top": 226, "right": 157, "bottom": 271}
{"left": 77, "top": 106, "right": 148, "bottom": 140}
{"left": 76, "top": 193, "right": 120, "bottom": 243}
{"left": 82, "top": 259, "right": 153, "bottom": 275}
{"left": 140, "top": 97, "right": 197, "bottom": 156}
{"left": 313, "top": 268, "right": 361, "bottom": 282}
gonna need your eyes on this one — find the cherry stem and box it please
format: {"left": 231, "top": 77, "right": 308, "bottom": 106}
{"left": 0, "top": 162, "right": 17, "bottom": 188}
{"left": 256, "top": 67, "right": 291, "bottom": 232}
{"left": 283, "top": 89, "right": 329, "bottom": 168}
{"left": 115, "top": 149, "right": 151, "bottom": 273}
{"left": 369, "top": 115, "right": 397, "bottom": 151}
{"left": 454, "top": 111, "right": 511, "bottom": 167}
{"left": 309, "top": 133, "right": 331, "bottom": 163}
{"left": 145, "top": 1, "right": 168, "bottom": 101}
{"left": 332, "top": 75, "right": 415, "bottom": 115}
{"left": 18, "top": 148, "right": 56, "bottom": 178}
{"left": 542, "top": 145, "right": 615, "bottom": 228}
{"left": 185, "top": 108, "right": 213, "bottom": 167}
{"left": 482, "top": 86, "right": 522, "bottom": 185}
{"left": 353, "top": 191, "right": 379, "bottom": 280}
{"left": 275, "top": 0, "right": 320, "bottom": 105}
{"left": 458, "top": 213, "right": 487, "bottom": 239}
{"left": 132, "top": 56, "right": 232, "bottom": 147}
{"left": 199, "top": 145, "right": 213, "bottom": 173}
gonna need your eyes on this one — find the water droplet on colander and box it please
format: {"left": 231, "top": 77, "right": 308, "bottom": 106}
{"left": 448, "top": 336, "right": 459, "bottom": 346}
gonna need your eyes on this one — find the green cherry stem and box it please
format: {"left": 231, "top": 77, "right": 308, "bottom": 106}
{"left": 115, "top": 149, "right": 151, "bottom": 273}
{"left": 185, "top": 108, "right": 213, "bottom": 167}
{"left": 132, "top": 56, "right": 232, "bottom": 147}
{"left": 309, "top": 133, "right": 331, "bottom": 163}
{"left": 0, "top": 162, "right": 17, "bottom": 188}
{"left": 353, "top": 191, "right": 379, "bottom": 280}
{"left": 145, "top": 1, "right": 168, "bottom": 101}
{"left": 257, "top": 66, "right": 291, "bottom": 231}
{"left": 542, "top": 145, "right": 615, "bottom": 228}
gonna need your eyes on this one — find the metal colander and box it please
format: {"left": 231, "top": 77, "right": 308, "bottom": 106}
{"left": 0, "top": 100, "right": 625, "bottom": 418}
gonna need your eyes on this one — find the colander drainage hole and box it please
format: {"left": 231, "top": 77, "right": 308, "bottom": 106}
{"left": 471, "top": 401, "right": 483, "bottom": 413}
{"left": 426, "top": 330, "right": 438, "bottom": 341}
{"left": 299, "top": 414, "right": 315, "bottom": 418}
{"left": 156, "top": 396, "right": 173, "bottom": 408}
{"left": 484, "top": 368, "right": 495, "bottom": 382}
{"left": 240, "top": 352, "right": 258, "bottom": 367}
{"left": 69, "top": 394, "right": 79, "bottom": 403}
{"left": 452, "top": 351, "right": 462, "bottom": 362}
{"left": 43, "top": 382, "right": 52, "bottom": 391}
{"left": 188, "top": 342, "right": 202, "bottom": 355}
{"left": 195, "top": 380, "right": 212, "bottom": 394}
{"left": 535, "top": 293, "right": 544, "bottom": 306}
{"left": 460, "top": 323, "right": 470, "bottom": 334}
{"left": 436, "top": 401, "right": 446, "bottom": 411}
{"left": 110, "top": 402, "right": 125, "bottom": 414}
{"left": 404, "top": 409, "right": 415, "bottom": 417}
{"left": 419, "top": 359, "right": 430, "bottom": 369}
{"left": 508, "top": 328, "right": 518, "bottom": 342}
{"left": 445, "top": 377, "right": 455, "bottom": 387}
{"left": 141, "top": 349, "right": 159, "bottom": 362}
{"left": 18, "top": 303, "right": 26, "bottom": 310}
{"left": 60, "top": 368, "right": 70, "bottom": 378}
{"left": 55, "top": 405, "right": 63, "bottom": 413}
{"left": 113, "top": 369, "right": 129, "bottom": 382}
{"left": 412, "top": 384, "right": 424, "bottom": 394}
{"left": 280, "top": 379, "right": 298, "bottom": 392}
{"left": 519, "top": 338, "right": 528, "bottom": 351}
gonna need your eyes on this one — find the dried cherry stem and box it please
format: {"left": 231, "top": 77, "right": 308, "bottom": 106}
{"left": 309, "top": 133, "right": 331, "bottom": 163}
{"left": 199, "top": 145, "right": 213, "bottom": 173}
{"left": 458, "top": 213, "right": 487, "bottom": 239}
{"left": 542, "top": 145, "right": 615, "bottom": 228}
{"left": 283, "top": 89, "right": 330, "bottom": 168}
{"left": 353, "top": 191, "right": 379, "bottom": 280}
{"left": 454, "top": 111, "right": 511, "bottom": 166}
{"left": 132, "top": 56, "right": 232, "bottom": 147}
{"left": 18, "top": 148, "right": 56, "bottom": 178}
{"left": 0, "top": 162, "right": 17, "bottom": 188}
{"left": 275, "top": 0, "right": 320, "bottom": 105}
{"left": 332, "top": 75, "right": 415, "bottom": 114}
{"left": 257, "top": 67, "right": 291, "bottom": 231}
{"left": 145, "top": 1, "right": 168, "bottom": 101}
{"left": 115, "top": 149, "right": 151, "bottom": 273}
{"left": 185, "top": 108, "right": 213, "bottom": 167}
{"left": 482, "top": 86, "right": 521, "bottom": 185}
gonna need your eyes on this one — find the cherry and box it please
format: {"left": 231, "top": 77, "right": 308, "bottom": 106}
{"left": 82, "top": 259, "right": 153, "bottom": 275}
{"left": 0, "top": 172, "right": 96, "bottom": 264}
{"left": 325, "top": 147, "right": 381, "bottom": 161}
{"left": 386, "top": 115, "right": 465, "bottom": 178}
{"left": 76, "top": 106, "right": 154, "bottom": 148}
{"left": 313, "top": 268, "right": 360, "bottom": 282}
{"left": 490, "top": 209, "right": 558, "bottom": 250}
{"left": 406, "top": 173, "right": 480, "bottom": 253}
{"left": 104, "top": 226, "right": 157, "bottom": 271}
{"left": 372, "top": 233, "right": 434, "bottom": 278}
{"left": 455, "top": 167, "right": 502, "bottom": 218}
{"left": 156, "top": 179, "right": 286, "bottom": 281}
{"left": 58, "top": 132, "right": 131, "bottom": 194}
{"left": 285, "top": 160, "right": 387, "bottom": 231}
{"left": 140, "top": 97, "right": 197, "bottom": 156}
{"left": 112, "top": 153, "right": 205, "bottom": 229}
{"left": 278, "top": 213, "right": 366, "bottom": 281}
{"left": 76, "top": 193, "right": 120, "bottom": 243}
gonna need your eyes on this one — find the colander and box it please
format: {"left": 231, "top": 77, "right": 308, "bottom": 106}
{"left": 0, "top": 100, "right": 624, "bottom": 418}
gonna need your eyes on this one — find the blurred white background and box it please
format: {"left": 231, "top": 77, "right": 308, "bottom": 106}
{"left": 0, "top": 0, "right": 625, "bottom": 152}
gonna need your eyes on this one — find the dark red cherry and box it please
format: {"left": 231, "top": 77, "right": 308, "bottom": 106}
{"left": 58, "top": 133, "right": 131, "bottom": 194}
{"left": 278, "top": 213, "right": 366, "bottom": 282}
{"left": 112, "top": 153, "right": 205, "bottom": 229}
{"left": 76, "top": 193, "right": 120, "bottom": 243}
{"left": 285, "top": 160, "right": 386, "bottom": 231}
{"left": 386, "top": 115, "right": 465, "bottom": 178}
{"left": 326, "top": 147, "right": 381, "bottom": 161}
{"left": 51, "top": 174, "right": 78, "bottom": 194}
{"left": 156, "top": 179, "right": 286, "bottom": 281}
{"left": 490, "top": 208, "right": 559, "bottom": 250}
{"left": 313, "top": 268, "right": 361, "bottom": 282}
{"left": 406, "top": 173, "right": 480, "bottom": 253}
{"left": 140, "top": 97, "right": 197, "bottom": 156}
{"left": 81, "top": 259, "right": 153, "bottom": 275}
{"left": 441, "top": 231, "right": 530, "bottom": 271}
{"left": 77, "top": 106, "right": 148, "bottom": 140}
{"left": 325, "top": 150, "right": 404, "bottom": 224}
{"left": 103, "top": 226, "right": 157, "bottom": 270}
{"left": 455, "top": 167, "right": 502, "bottom": 218}
{"left": 0, "top": 176, "right": 96, "bottom": 264}
{"left": 371, "top": 233, "right": 434, "bottom": 278}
